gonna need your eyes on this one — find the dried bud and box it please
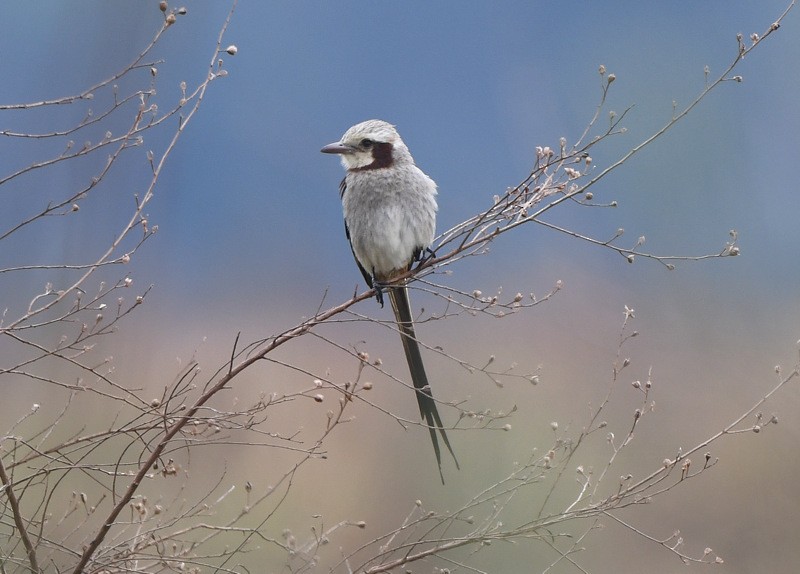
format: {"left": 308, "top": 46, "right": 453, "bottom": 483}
{"left": 159, "top": 0, "right": 167, "bottom": 11}
{"left": 226, "top": 45, "right": 238, "bottom": 56}
{"left": 607, "top": 73, "right": 616, "bottom": 83}
{"left": 166, "top": 13, "right": 176, "bottom": 26}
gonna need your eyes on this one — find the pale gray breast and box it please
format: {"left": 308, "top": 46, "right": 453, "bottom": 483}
{"left": 343, "top": 165, "right": 437, "bottom": 279}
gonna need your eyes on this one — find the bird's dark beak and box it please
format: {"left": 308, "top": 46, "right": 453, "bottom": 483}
{"left": 321, "top": 142, "right": 355, "bottom": 155}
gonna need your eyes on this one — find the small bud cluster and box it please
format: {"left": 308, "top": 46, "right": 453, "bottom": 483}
{"left": 542, "top": 449, "right": 555, "bottom": 468}
{"left": 159, "top": 2, "right": 187, "bottom": 26}
{"left": 535, "top": 146, "right": 554, "bottom": 161}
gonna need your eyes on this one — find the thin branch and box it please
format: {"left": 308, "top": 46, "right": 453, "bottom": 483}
{"left": 0, "top": 456, "right": 40, "bottom": 573}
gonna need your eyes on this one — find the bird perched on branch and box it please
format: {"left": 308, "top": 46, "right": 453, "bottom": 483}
{"left": 321, "top": 119, "right": 458, "bottom": 482}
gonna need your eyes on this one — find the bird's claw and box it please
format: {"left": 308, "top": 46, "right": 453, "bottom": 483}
{"left": 416, "top": 246, "right": 436, "bottom": 267}
{"left": 373, "top": 281, "right": 385, "bottom": 307}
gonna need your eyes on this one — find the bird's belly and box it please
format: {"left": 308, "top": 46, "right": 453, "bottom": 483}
{"left": 353, "top": 223, "right": 414, "bottom": 280}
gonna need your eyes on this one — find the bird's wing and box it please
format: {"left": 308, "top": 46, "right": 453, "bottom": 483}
{"left": 388, "top": 283, "right": 459, "bottom": 483}
{"left": 344, "top": 219, "right": 373, "bottom": 289}
{"left": 340, "top": 177, "right": 373, "bottom": 289}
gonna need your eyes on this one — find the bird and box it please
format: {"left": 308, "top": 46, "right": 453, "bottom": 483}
{"left": 321, "top": 119, "right": 458, "bottom": 482}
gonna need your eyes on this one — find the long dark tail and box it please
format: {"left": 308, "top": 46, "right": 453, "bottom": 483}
{"left": 388, "top": 284, "right": 459, "bottom": 483}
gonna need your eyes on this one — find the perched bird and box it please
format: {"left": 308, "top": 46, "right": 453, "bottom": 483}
{"left": 321, "top": 119, "right": 458, "bottom": 482}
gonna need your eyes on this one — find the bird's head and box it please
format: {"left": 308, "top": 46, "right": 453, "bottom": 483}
{"left": 321, "top": 119, "right": 412, "bottom": 171}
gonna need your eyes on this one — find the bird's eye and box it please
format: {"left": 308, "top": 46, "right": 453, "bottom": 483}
{"left": 360, "top": 138, "right": 374, "bottom": 148}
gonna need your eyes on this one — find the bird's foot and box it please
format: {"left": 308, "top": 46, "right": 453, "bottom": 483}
{"left": 415, "top": 246, "right": 436, "bottom": 267}
{"left": 372, "top": 281, "right": 385, "bottom": 307}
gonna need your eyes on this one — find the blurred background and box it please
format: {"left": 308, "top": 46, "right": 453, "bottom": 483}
{"left": 1, "top": 2, "right": 798, "bottom": 572}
